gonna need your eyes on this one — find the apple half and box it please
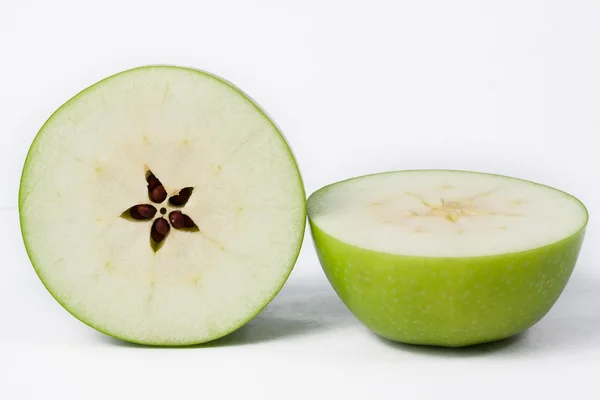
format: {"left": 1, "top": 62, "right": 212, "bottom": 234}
{"left": 19, "top": 66, "right": 306, "bottom": 346}
{"left": 307, "top": 170, "right": 587, "bottom": 347}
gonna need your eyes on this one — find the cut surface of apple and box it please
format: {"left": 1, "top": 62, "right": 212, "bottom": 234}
{"left": 309, "top": 170, "right": 586, "bottom": 257}
{"left": 19, "top": 66, "right": 306, "bottom": 346}
{"left": 308, "top": 170, "right": 587, "bottom": 346}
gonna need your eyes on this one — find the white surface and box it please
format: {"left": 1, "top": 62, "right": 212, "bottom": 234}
{"left": 308, "top": 170, "right": 587, "bottom": 256}
{"left": 2, "top": 1, "right": 600, "bottom": 399}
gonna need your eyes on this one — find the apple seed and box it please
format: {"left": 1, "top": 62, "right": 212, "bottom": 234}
{"left": 169, "top": 210, "right": 197, "bottom": 230}
{"left": 130, "top": 204, "right": 157, "bottom": 220}
{"left": 169, "top": 211, "right": 185, "bottom": 229}
{"left": 151, "top": 217, "right": 170, "bottom": 242}
{"left": 183, "top": 215, "right": 196, "bottom": 228}
{"left": 169, "top": 187, "right": 193, "bottom": 207}
{"left": 151, "top": 185, "right": 167, "bottom": 203}
{"left": 146, "top": 173, "right": 160, "bottom": 191}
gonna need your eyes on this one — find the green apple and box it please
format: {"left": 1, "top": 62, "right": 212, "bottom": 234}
{"left": 307, "top": 170, "right": 587, "bottom": 347}
{"left": 19, "top": 65, "right": 306, "bottom": 346}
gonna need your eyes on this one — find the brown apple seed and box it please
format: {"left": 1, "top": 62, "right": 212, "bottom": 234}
{"left": 136, "top": 204, "right": 157, "bottom": 219}
{"left": 147, "top": 174, "right": 160, "bottom": 191}
{"left": 169, "top": 187, "right": 193, "bottom": 207}
{"left": 151, "top": 217, "right": 170, "bottom": 242}
{"left": 169, "top": 211, "right": 185, "bottom": 229}
{"left": 150, "top": 185, "right": 167, "bottom": 203}
{"left": 183, "top": 214, "right": 197, "bottom": 228}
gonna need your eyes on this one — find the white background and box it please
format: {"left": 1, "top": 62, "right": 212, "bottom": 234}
{"left": 1, "top": 0, "right": 600, "bottom": 398}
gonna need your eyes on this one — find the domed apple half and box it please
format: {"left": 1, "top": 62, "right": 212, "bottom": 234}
{"left": 307, "top": 170, "right": 588, "bottom": 347}
{"left": 19, "top": 66, "right": 306, "bottom": 346}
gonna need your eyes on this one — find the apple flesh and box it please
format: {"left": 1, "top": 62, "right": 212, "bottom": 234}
{"left": 307, "top": 170, "right": 587, "bottom": 347}
{"left": 19, "top": 66, "right": 306, "bottom": 346}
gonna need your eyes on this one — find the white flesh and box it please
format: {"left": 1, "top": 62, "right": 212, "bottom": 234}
{"left": 308, "top": 171, "right": 587, "bottom": 257}
{"left": 20, "top": 67, "right": 305, "bottom": 344}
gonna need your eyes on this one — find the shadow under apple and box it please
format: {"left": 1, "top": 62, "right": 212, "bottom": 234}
{"left": 99, "top": 273, "right": 357, "bottom": 348}
{"left": 520, "top": 266, "right": 600, "bottom": 353}
{"left": 204, "top": 274, "right": 356, "bottom": 347}
{"left": 99, "top": 264, "right": 600, "bottom": 353}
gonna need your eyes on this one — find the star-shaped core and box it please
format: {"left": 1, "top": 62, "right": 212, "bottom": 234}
{"left": 404, "top": 191, "right": 521, "bottom": 223}
{"left": 121, "top": 170, "right": 198, "bottom": 252}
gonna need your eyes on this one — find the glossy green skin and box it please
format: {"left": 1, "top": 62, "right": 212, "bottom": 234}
{"left": 310, "top": 222, "right": 586, "bottom": 347}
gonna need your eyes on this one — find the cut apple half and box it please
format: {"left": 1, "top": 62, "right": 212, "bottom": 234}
{"left": 307, "top": 170, "right": 588, "bottom": 346}
{"left": 19, "top": 66, "right": 306, "bottom": 346}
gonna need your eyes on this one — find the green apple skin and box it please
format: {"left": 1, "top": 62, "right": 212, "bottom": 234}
{"left": 308, "top": 221, "right": 586, "bottom": 347}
